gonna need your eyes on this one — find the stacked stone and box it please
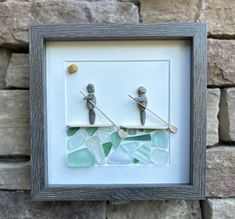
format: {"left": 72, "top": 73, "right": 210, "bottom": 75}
{"left": 0, "top": 0, "right": 234, "bottom": 218}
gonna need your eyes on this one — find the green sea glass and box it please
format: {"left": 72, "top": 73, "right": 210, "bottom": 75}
{"left": 133, "top": 158, "right": 140, "bottom": 163}
{"left": 86, "top": 127, "right": 98, "bottom": 136}
{"left": 67, "top": 127, "right": 80, "bottom": 136}
{"left": 111, "top": 132, "right": 122, "bottom": 148}
{"left": 102, "top": 142, "right": 112, "bottom": 157}
{"left": 67, "top": 148, "right": 95, "bottom": 167}
{"left": 152, "top": 130, "right": 169, "bottom": 148}
{"left": 125, "top": 134, "right": 151, "bottom": 141}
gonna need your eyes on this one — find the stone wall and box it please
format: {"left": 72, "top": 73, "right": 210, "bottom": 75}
{"left": 0, "top": 0, "right": 234, "bottom": 218}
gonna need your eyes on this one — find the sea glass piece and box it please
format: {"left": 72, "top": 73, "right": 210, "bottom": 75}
{"left": 102, "top": 142, "right": 112, "bottom": 157}
{"left": 67, "top": 148, "right": 95, "bottom": 167}
{"left": 86, "top": 135, "right": 105, "bottom": 164}
{"left": 86, "top": 127, "right": 98, "bottom": 136}
{"left": 98, "top": 127, "right": 115, "bottom": 133}
{"left": 97, "top": 128, "right": 111, "bottom": 143}
{"left": 151, "top": 148, "right": 169, "bottom": 165}
{"left": 132, "top": 143, "right": 151, "bottom": 164}
{"left": 144, "top": 129, "right": 155, "bottom": 133}
{"left": 121, "top": 142, "right": 139, "bottom": 153}
{"left": 111, "top": 132, "right": 122, "bottom": 148}
{"left": 127, "top": 129, "right": 137, "bottom": 135}
{"left": 68, "top": 130, "right": 87, "bottom": 150}
{"left": 133, "top": 158, "right": 140, "bottom": 164}
{"left": 107, "top": 148, "right": 132, "bottom": 164}
{"left": 152, "top": 130, "right": 169, "bottom": 148}
{"left": 67, "top": 127, "right": 80, "bottom": 136}
{"left": 125, "top": 134, "right": 151, "bottom": 141}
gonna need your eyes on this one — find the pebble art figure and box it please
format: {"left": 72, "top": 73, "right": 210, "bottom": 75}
{"left": 135, "top": 86, "right": 148, "bottom": 125}
{"left": 83, "top": 83, "right": 96, "bottom": 124}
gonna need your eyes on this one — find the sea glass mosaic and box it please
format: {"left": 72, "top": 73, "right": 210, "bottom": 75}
{"left": 66, "top": 127, "right": 170, "bottom": 167}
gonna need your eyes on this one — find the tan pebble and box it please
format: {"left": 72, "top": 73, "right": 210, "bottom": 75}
{"left": 68, "top": 64, "right": 78, "bottom": 74}
{"left": 118, "top": 129, "right": 128, "bottom": 139}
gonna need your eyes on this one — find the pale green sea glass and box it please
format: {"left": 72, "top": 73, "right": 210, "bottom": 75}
{"left": 68, "top": 130, "right": 87, "bottom": 150}
{"left": 86, "top": 135, "right": 105, "bottom": 164}
{"left": 151, "top": 148, "right": 169, "bottom": 165}
{"left": 97, "top": 129, "right": 111, "bottom": 143}
{"left": 107, "top": 147, "right": 132, "bottom": 164}
{"left": 67, "top": 148, "right": 95, "bottom": 167}
{"left": 111, "top": 132, "right": 122, "bottom": 148}
{"left": 132, "top": 143, "right": 151, "bottom": 164}
{"left": 121, "top": 142, "right": 139, "bottom": 153}
{"left": 152, "top": 130, "right": 169, "bottom": 148}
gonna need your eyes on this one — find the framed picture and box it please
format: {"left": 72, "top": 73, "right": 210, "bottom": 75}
{"left": 30, "top": 24, "right": 207, "bottom": 200}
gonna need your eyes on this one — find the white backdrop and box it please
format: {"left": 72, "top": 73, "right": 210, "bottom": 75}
{"left": 46, "top": 40, "right": 191, "bottom": 185}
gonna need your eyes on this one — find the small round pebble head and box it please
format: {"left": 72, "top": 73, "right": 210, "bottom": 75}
{"left": 138, "top": 86, "right": 146, "bottom": 95}
{"left": 87, "top": 83, "right": 95, "bottom": 93}
{"left": 67, "top": 64, "right": 78, "bottom": 74}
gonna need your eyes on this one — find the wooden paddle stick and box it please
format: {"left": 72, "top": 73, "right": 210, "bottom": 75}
{"left": 80, "top": 91, "right": 128, "bottom": 138}
{"left": 128, "top": 95, "right": 177, "bottom": 133}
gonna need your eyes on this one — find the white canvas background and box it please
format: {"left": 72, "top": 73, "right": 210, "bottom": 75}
{"left": 46, "top": 40, "right": 190, "bottom": 185}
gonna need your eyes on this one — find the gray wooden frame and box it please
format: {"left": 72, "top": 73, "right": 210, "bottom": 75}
{"left": 29, "top": 24, "right": 207, "bottom": 201}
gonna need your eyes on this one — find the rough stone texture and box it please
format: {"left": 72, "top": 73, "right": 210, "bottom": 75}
{"left": 207, "top": 89, "right": 220, "bottom": 145}
{"left": 6, "top": 53, "right": 29, "bottom": 88}
{"left": 0, "top": 48, "right": 11, "bottom": 89}
{"left": 208, "top": 39, "right": 235, "bottom": 87}
{"left": 0, "top": 1, "right": 139, "bottom": 46}
{"left": 220, "top": 88, "right": 235, "bottom": 142}
{"left": 107, "top": 200, "right": 202, "bottom": 219}
{"left": 0, "top": 162, "right": 30, "bottom": 190}
{"left": 0, "top": 90, "right": 29, "bottom": 155}
{"left": 198, "top": 0, "right": 235, "bottom": 36}
{"left": 141, "top": 0, "right": 235, "bottom": 36}
{"left": 0, "top": 191, "right": 105, "bottom": 219}
{"left": 140, "top": 0, "right": 200, "bottom": 23}
{"left": 206, "top": 147, "right": 235, "bottom": 197}
{"left": 203, "top": 198, "right": 235, "bottom": 219}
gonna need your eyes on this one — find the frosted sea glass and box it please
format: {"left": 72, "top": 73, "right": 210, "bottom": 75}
{"left": 152, "top": 130, "right": 169, "bottom": 148}
{"left": 121, "top": 142, "right": 139, "bottom": 153}
{"left": 68, "top": 130, "right": 87, "bottom": 150}
{"left": 67, "top": 148, "right": 95, "bottom": 167}
{"left": 97, "top": 130, "right": 111, "bottom": 143}
{"left": 151, "top": 148, "right": 169, "bottom": 165}
{"left": 107, "top": 147, "right": 132, "bottom": 164}
{"left": 86, "top": 135, "right": 105, "bottom": 164}
{"left": 131, "top": 143, "right": 151, "bottom": 164}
